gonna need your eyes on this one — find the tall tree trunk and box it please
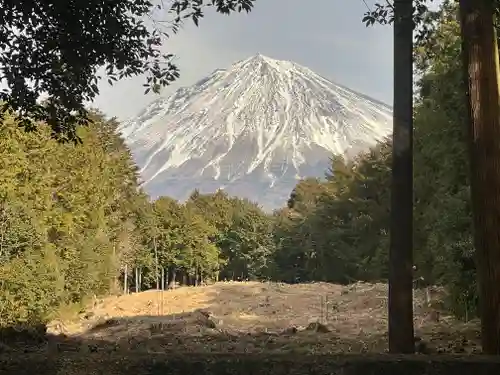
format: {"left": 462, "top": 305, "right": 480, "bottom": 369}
{"left": 168, "top": 267, "right": 176, "bottom": 289}
{"left": 388, "top": 0, "right": 415, "bottom": 354}
{"left": 123, "top": 264, "right": 128, "bottom": 295}
{"left": 135, "top": 267, "right": 139, "bottom": 293}
{"left": 459, "top": 0, "right": 500, "bottom": 355}
{"left": 154, "top": 237, "right": 159, "bottom": 289}
{"left": 112, "top": 244, "right": 118, "bottom": 292}
{"left": 135, "top": 267, "right": 140, "bottom": 293}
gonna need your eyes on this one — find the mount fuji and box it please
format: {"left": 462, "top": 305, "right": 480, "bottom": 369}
{"left": 119, "top": 54, "right": 392, "bottom": 210}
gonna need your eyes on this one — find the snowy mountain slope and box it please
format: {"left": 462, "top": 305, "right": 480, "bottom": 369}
{"left": 120, "top": 54, "right": 392, "bottom": 210}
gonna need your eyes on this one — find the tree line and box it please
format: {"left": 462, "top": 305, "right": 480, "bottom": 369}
{"left": 0, "top": 111, "right": 274, "bottom": 326}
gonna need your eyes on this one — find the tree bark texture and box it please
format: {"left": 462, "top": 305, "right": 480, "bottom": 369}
{"left": 459, "top": 0, "right": 500, "bottom": 355}
{"left": 388, "top": 0, "right": 415, "bottom": 354}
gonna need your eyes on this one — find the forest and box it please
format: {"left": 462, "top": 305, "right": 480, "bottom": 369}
{"left": 0, "top": 4, "right": 477, "bottom": 329}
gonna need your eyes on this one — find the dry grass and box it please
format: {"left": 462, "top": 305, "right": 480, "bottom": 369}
{"left": 46, "top": 281, "right": 481, "bottom": 354}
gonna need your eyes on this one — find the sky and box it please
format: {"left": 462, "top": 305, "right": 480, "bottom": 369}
{"left": 92, "top": 0, "right": 394, "bottom": 122}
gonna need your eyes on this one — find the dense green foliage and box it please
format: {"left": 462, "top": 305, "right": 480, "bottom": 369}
{"left": 0, "top": 112, "right": 276, "bottom": 326}
{"left": 0, "top": 4, "right": 477, "bottom": 328}
{"left": 0, "top": 111, "right": 144, "bottom": 325}
{"left": 0, "top": 0, "right": 255, "bottom": 141}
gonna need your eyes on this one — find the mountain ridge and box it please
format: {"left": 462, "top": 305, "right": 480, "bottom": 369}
{"left": 120, "top": 54, "right": 393, "bottom": 210}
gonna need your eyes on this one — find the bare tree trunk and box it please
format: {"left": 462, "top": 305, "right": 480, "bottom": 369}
{"left": 112, "top": 244, "right": 118, "bottom": 292}
{"left": 135, "top": 267, "right": 139, "bottom": 293}
{"left": 154, "top": 237, "right": 159, "bottom": 289}
{"left": 123, "top": 264, "right": 128, "bottom": 295}
{"left": 459, "top": 0, "right": 500, "bottom": 354}
{"left": 388, "top": 0, "right": 415, "bottom": 354}
{"left": 168, "top": 268, "right": 176, "bottom": 289}
{"left": 161, "top": 267, "right": 165, "bottom": 291}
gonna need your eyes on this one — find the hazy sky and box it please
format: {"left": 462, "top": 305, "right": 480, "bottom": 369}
{"left": 92, "top": 0, "right": 394, "bottom": 122}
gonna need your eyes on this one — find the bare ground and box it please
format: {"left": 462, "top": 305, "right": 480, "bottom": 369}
{"left": 45, "top": 281, "right": 481, "bottom": 354}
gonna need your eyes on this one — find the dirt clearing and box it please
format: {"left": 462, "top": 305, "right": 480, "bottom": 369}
{"left": 47, "top": 281, "right": 481, "bottom": 354}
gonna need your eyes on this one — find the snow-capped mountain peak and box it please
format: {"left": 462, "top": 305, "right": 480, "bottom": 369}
{"left": 120, "top": 54, "right": 392, "bottom": 210}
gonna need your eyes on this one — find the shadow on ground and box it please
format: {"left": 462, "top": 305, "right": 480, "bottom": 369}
{"left": 1, "top": 333, "right": 500, "bottom": 375}
{"left": 42, "top": 282, "right": 483, "bottom": 355}
{"left": 1, "top": 325, "right": 500, "bottom": 375}
{"left": 0, "top": 282, "right": 496, "bottom": 374}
